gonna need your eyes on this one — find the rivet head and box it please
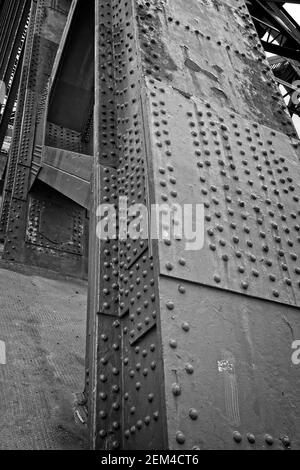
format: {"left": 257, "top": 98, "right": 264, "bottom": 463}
{"left": 166, "top": 301, "right": 175, "bottom": 311}
{"left": 247, "top": 433, "right": 256, "bottom": 444}
{"left": 178, "top": 285, "right": 186, "bottom": 294}
{"left": 189, "top": 408, "right": 199, "bottom": 420}
{"left": 148, "top": 393, "right": 154, "bottom": 403}
{"left": 233, "top": 431, "right": 243, "bottom": 443}
{"left": 265, "top": 434, "right": 274, "bottom": 446}
{"left": 166, "top": 263, "right": 174, "bottom": 271}
{"left": 176, "top": 431, "right": 186, "bottom": 445}
{"left": 185, "top": 364, "right": 194, "bottom": 375}
{"left": 172, "top": 383, "right": 182, "bottom": 396}
{"left": 281, "top": 436, "right": 291, "bottom": 448}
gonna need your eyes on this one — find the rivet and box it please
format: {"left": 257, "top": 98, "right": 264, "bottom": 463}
{"left": 148, "top": 393, "right": 154, "bottom": 403}
{"left": 176, "top": 432, "right": 186, "bottom": 445}
{"left": 166, "top": 301, "right": 175, "bottom": 311}
{"left": 247, "top": 433, "right": 256, "bottom": 444}
{"left": 265, "top": 434, "right": 274, "bottom": 446}
{"left": 185, "top": 364, "right": 194, "bottom": 375}
{"left": 233, "top": 431, "right": 243, "bottom": 444}
{"left": 281, "top": 436, "right": 291, "bottom": 448}
{"left": 172, "top": 383, "right": 182, "bottom": 397}
{"left": 182, "top": 322, "right": 190, "bottom": 332}
{"left": 189, "top": 408, "right": 199, "bottom": 420}
{"left": 178, "top": 285, "right": 186, "bottom": 294}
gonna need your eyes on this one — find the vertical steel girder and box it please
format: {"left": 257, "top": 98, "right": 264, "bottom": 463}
{"left": 0, "top": 0, "right": 90, "bottom": 278}
{"left": 86, "top": 0, "right": 300, "bottom": 450}
{"left": 0, "top": 0, "right": 31, "bottom": 166}
{"left": 1, "top": 0, "right": 300, "bottom": 451}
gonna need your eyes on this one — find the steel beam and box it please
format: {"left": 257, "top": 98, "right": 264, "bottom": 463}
{"left": 85, "top": 0, "right": 300, "bottom": 451}
{"left": 1, "top": 0, "right": 300, "bottom": 451}
{"left": 0, "top": 0, "right": 91, "bottom": 278}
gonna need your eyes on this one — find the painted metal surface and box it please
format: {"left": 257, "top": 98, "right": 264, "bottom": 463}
{"left": 159, "top": 278, "right": 300, "bottom": 450}
{"left": 0, "top": 0, "right": 90, "bottom": 278}
{"left": 145, "top": 80, "right": 300, "bottom": 306}
{"left": 87, "top": 0, "right": 300, "bottom": 451}
{"left": 38, "top": 146, "right": 92, "bottom": 208}
{"left": 1, "top": 0, "right": 300, "bottom": 451}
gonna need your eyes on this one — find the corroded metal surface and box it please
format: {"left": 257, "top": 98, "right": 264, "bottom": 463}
{"left": 1, "top": 0, "right": 300, "bottom": 451}
{"left": 86, "top": 0, "right": 300, "bottom": 451}
{"left": 0, "top": 0, "right": 90, "bottom": 278}
{"left": 145, "top": 80, "right": 300, "bottom": 306}
{"left": 159, "top": 279, "right": 300, "bottom": 450}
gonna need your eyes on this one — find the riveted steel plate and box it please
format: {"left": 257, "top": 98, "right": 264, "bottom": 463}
{"left": 136, "top": 0, "right": 295, "bottom": 138}
{"left": 98, "top": 165, "right": 119, "bottom": 316}
{"left": 1, "top": 0, "right": 76, "bottom": 270}
{"left": 26, "top": 195, "right": 84, "bottom": 256}
{"left": 144, "top": 79, "right": 300, "bottom": 306}
{"left": 13, "top": 165, "right": 30, "bottom": 201}
{"left": 18, "top": 88, "right": 37, "bottom": 167}
{"left": 158, "top": 276, "right": 300, "bottom": 450}
{"left": 119, "top": 252, "right": 157, "bottom": 345}
{"left": 3, "top": 199, "right": 28, "bottom": 261}
{"left": 122, "top": 324, "right": 165, "bottom": 450}
{"left": 114, "top": 0, "right": 150, "bottom": 270}
{"left": 94, "top": 314, "right": 122, "bottom": 451}
{"left": 45, "top": 122, "right": 90, "bottom": 155}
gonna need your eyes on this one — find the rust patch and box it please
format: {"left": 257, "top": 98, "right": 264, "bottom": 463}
{"left": 210, "top": 86, "right": 229, "bottom": 102}
{"left": 212, "top": 64, "right": 224, "bottom": 75}
{"left": 238, "top": 55, "right": 296, "bottom": 137}
{"left": 136, "top": 1, "right": 178, "bottom": 82}
{"left": 172, "top": 87, "right": 192, "bottom": 100}
{"left": 184, "top": 57, "right": 219, "bottom": 83}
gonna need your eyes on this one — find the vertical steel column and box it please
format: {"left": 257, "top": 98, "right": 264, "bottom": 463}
{"left": 88, "top": 0, "right": 300, "bottom": 450}
{"left": 0, "top": 1, "right": 73, "bottom": 260}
